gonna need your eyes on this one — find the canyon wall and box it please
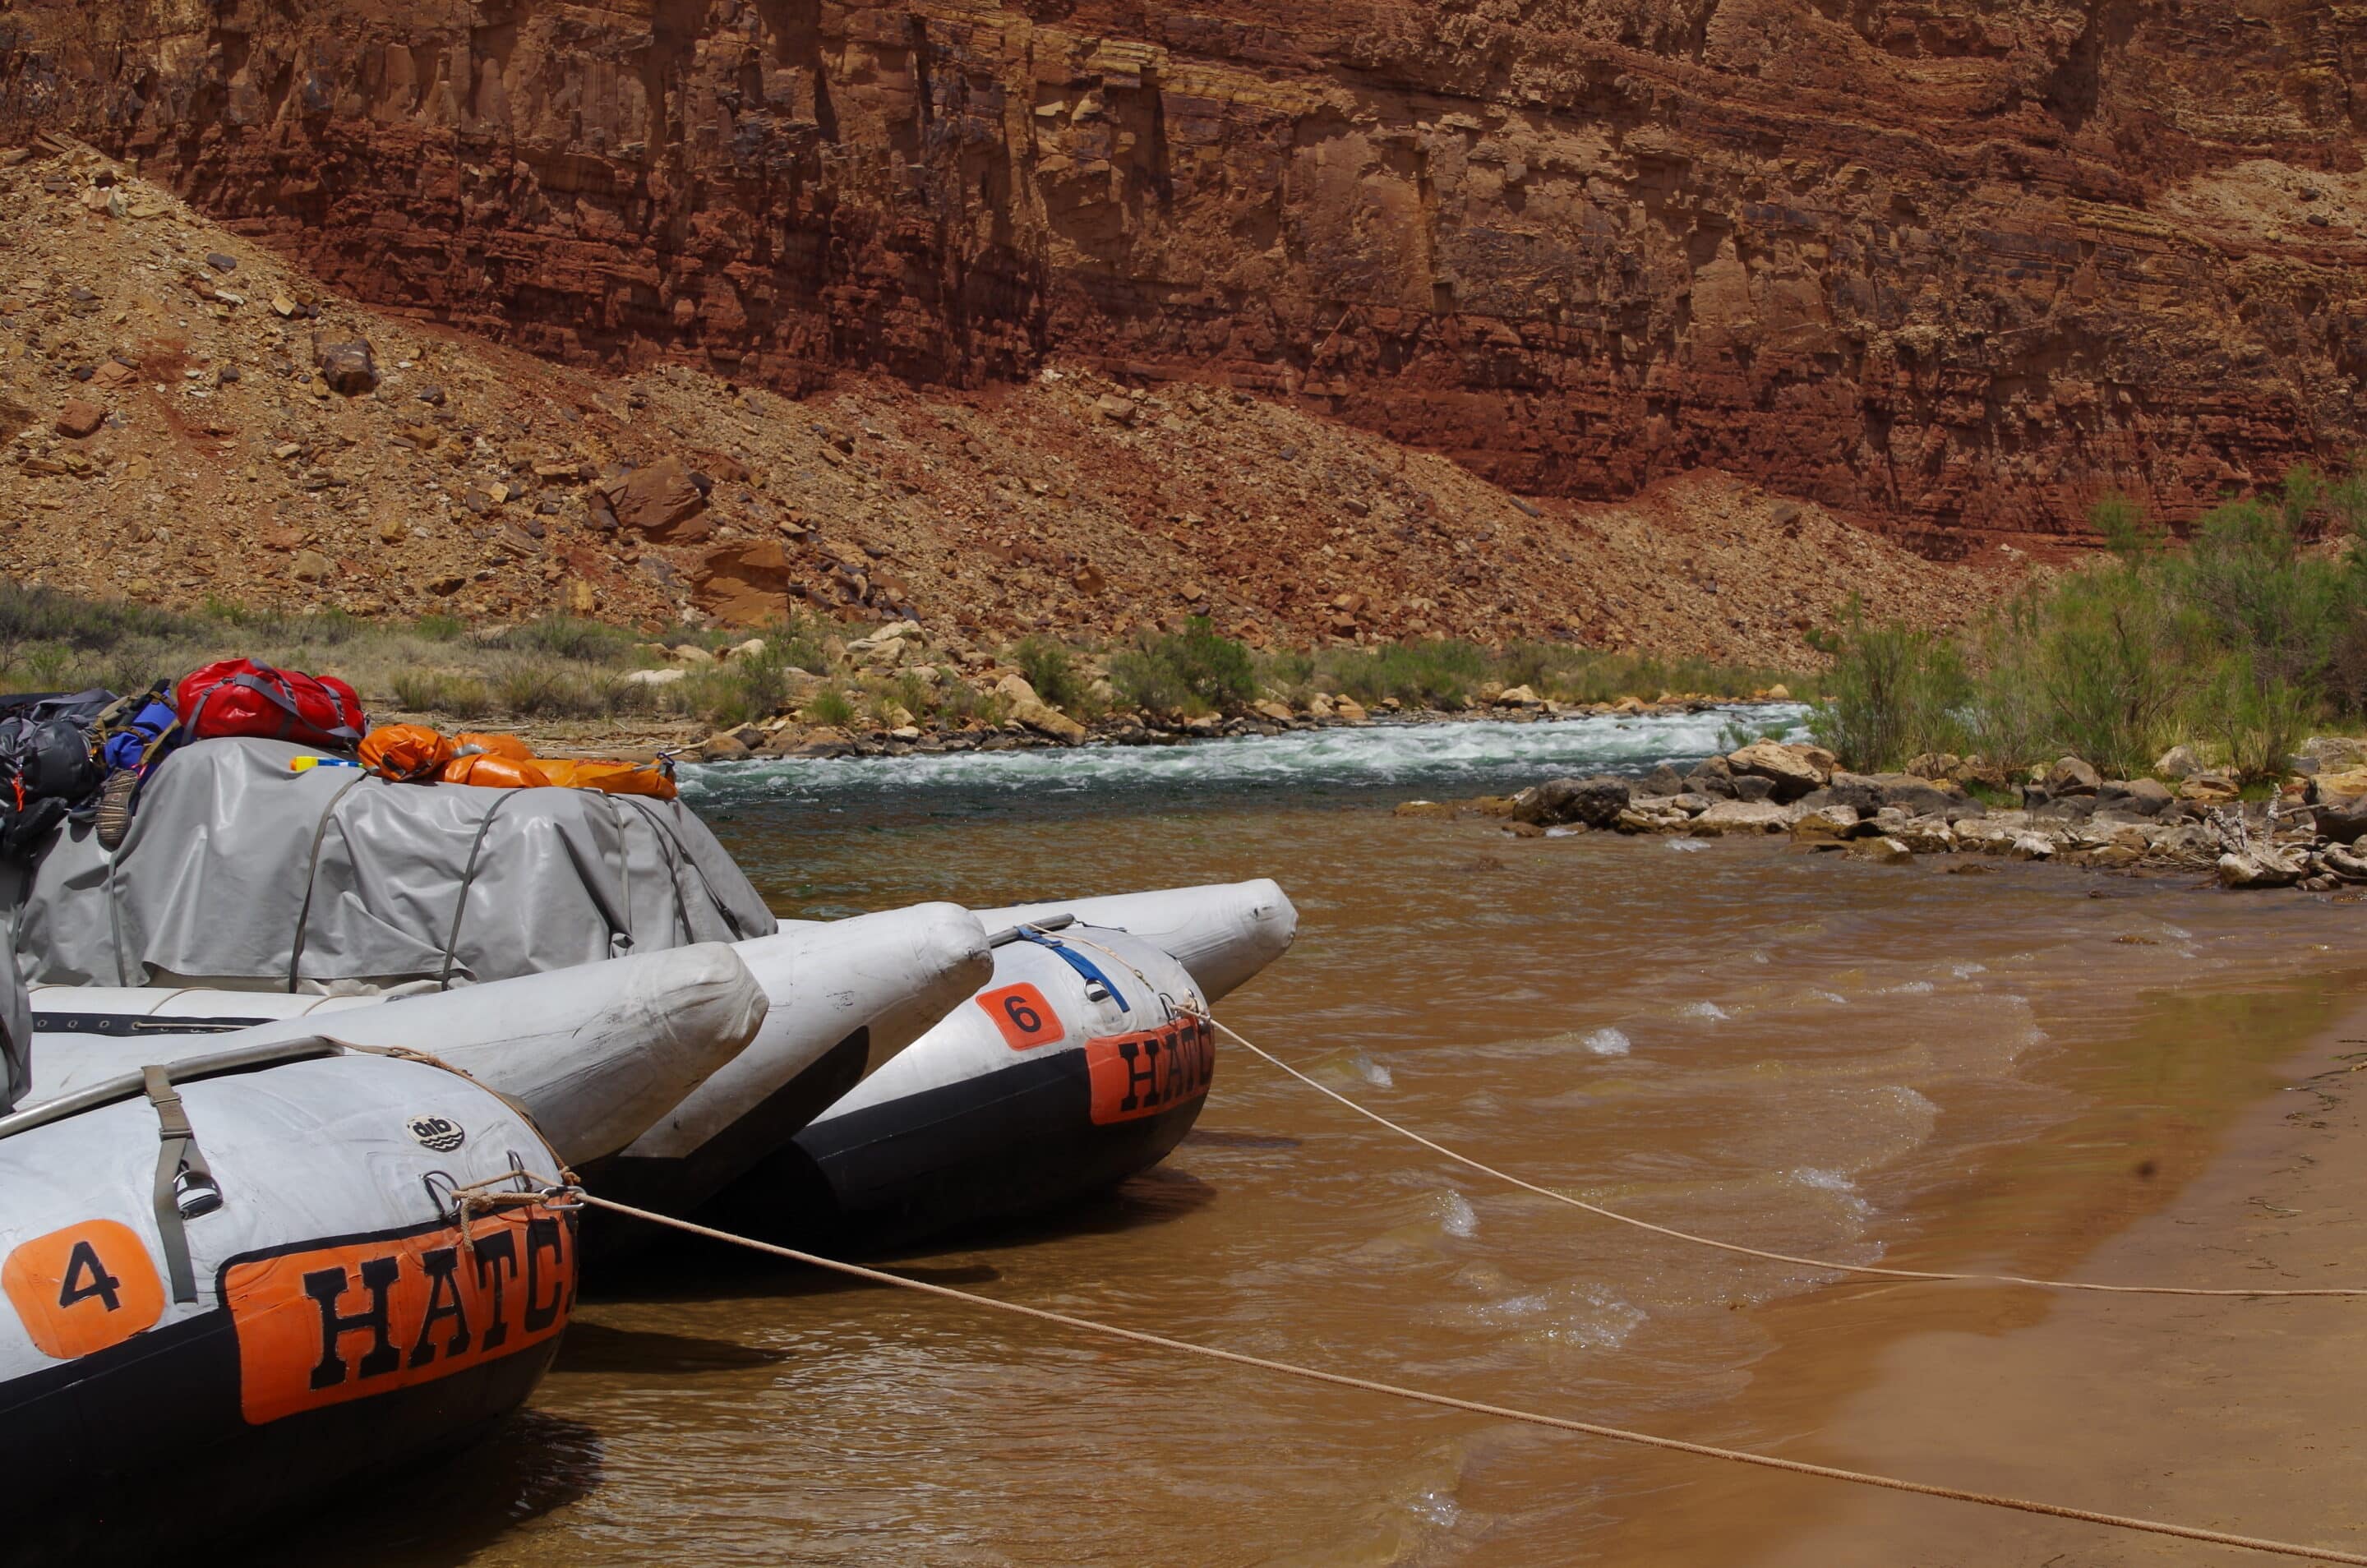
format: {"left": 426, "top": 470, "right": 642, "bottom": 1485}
{"left": 2, "top": 0, "right": 2365, "bottom": 550}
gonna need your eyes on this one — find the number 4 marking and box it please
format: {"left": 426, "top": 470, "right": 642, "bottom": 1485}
{"left": 58, "top": 1240, "right": 123, "bottom": 1313}
{"left": 4, "top": 1220, "right": 166, "bottom": 1359}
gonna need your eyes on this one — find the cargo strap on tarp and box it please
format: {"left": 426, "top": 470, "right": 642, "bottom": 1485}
{"left": 1017, "top": 929, "right": 1127, "bottom": 1009}
{"left": 286, "top": 772, "right": 371, "bottom": 992}
{"left": 440, "top": 791, "right": 525, "bottom": 989}
{"left": 141, "top": 1064, "right": 214, "bottom": 1303}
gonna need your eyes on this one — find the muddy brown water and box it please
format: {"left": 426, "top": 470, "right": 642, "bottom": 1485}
{"left": 270, "top": 725, "right": 2367, "bottom": 1566}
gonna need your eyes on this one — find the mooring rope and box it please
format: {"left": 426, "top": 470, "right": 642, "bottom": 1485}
{"left": 1200, "top": 1016, "right": 2367, "bottom": 1299}
{"left": 556, "top": 1185, "right": 2367, "bottom": 1565}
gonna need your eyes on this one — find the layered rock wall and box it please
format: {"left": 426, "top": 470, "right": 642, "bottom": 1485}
{"left": 4, "top": 0, "right": 2365, "bottom": 549}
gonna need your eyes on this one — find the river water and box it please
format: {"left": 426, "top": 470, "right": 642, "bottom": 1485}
{"left": 292, "top": 712, "right": 2365, "bottom": 1566}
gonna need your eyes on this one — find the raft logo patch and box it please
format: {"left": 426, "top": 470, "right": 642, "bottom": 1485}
{"left": 3, "top": 1219, "right": 166, "bottom": 1360}
{"left": 978, "top": 982, "right": 1064, "bottom": 1050}
{"left": 223, "top": 1206, "right": 575, "bottom": 1426}
{"left": 1083, "top": 1016, "right": 1216, "bottom": 1125}
{"left": 406, "top": 1114, "right": 466, "bottom": 1153}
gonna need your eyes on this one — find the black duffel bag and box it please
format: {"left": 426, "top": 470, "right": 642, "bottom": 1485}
{"left": 0, "top": 688, "right": 111, "bottom": 858}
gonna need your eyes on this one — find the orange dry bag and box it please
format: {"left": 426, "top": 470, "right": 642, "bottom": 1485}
{"left": 454, "top": 731, "right": 535, "bottom": 760}
{"left": 439, "top": 754, "right": 552, "bottom": 790}
{"left": 359, "top": 724, "right": 459, "bottom": 781}
{"left": 535, "top": 759, "right": 680, "bottom": 801}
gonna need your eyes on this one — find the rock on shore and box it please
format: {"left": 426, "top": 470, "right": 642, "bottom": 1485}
{"left": 1474, "top": 741, "right": 2365, "bottom": 892}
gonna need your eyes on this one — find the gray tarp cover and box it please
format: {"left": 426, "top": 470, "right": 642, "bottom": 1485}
{"left": 4, "top": 737, "right": 775, "bottom": 990}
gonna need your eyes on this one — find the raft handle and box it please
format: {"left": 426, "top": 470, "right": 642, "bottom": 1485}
{"left": 0, "top": 1036, "right": 347, "bottom": 1143}
{"left": 985, "top": 914, "right": 1074, "bottom": 948}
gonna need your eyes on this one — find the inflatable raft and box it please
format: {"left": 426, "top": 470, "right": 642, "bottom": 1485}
{"left": 0, "top": 1038, "right": 577, "bottom": 1560}
{"left": 27, "top": 905, "right": 989, "bottom": 1188}
{"left": 593, "top": 903, "right": 991, "bottom": 1218}
{"left": 975, "top": 878, "right": 1296, "bottom": 1003}
{"left": 26, "top": 942, "right": 772, "bottom": 1166}
{"left": 717, "top": 920, "right": 1216, "bottom": 1247}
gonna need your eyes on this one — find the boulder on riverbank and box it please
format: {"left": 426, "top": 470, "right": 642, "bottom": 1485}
{"left": 1726, "top": 740, "right": 1834, "bottom": 801}
{"left": 1510, "top": 776, "right": 1631, "bottom": 828}
{"left": 1435, "top": 753, "right": 2365, "bottom": 895}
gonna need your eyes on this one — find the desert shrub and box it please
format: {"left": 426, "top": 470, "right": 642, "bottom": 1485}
{"left": 1806, "top": 602, "right": 1973, "bottom": 772}
{"left": 938, "top": 682, "right": 1007, "bottom": 727}
{"left": 499, "top": 616, "right": 638, "bottom": 665}
{"left": 392, "top": 671, "right": 495, "bottom": 719}
{"left": 1110, "top": 648, "right": 1195, "bottom": 715}
{"left": 489, "top": 658, "right": 630, "bottom": 719}
{"left": 1814, "top": 473, "right": 2367, "bottom": 780}
{"left": 1111, "top": 617, "right": 1255, "bottom": 715}
{"left": 1013, "top": 635, "right": 1087, "bottom": 712}
{"left": 0, "top": 583, "right": 192, "bottom": 651}
{"left": 803, "top": 688, "right": 856, "bottom": 728}
{"left": 1328, "top": 639, "right": 1493, "bottom": 708}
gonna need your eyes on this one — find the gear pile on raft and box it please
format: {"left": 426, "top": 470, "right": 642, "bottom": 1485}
{"left": 0, "top": 661, "right": 1297, "bottom": 1559}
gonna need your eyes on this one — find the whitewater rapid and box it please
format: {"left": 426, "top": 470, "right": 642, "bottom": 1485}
{"left": 680, "top": 704, "right": 1811, "bottom": 812}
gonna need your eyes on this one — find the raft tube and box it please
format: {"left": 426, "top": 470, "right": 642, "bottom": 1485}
{"left": 0, "top": 1041, "right": 577, "bottom": 1561}
{"left": 974, "top": 878, "right": 1296, "bottom": 1003}
{"left": 591, "top": 903, "right": 992, "bottom": 1217}
{"left": 25, "top": 942, "right": 771, "bottom": 1166}
{"left": 714, "top": 922, "right": 1214, "bottom": 1248}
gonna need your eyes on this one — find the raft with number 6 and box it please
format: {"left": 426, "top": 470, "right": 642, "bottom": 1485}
{"left": 713, "top": 919, "right": 1218, "bottom": 1248}
{"left": 0, "top": 1038, "right": 578, "bottom": 1563}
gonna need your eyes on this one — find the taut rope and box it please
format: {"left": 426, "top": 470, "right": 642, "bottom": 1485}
{"left": 1202, "top": 1015, "right": 2367, "bottom": 1298}
{"left": 552, "top": 1184, "right": 2367, "bottom": 1565}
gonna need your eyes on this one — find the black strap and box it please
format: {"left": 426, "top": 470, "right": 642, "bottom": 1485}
{"left": 142, "top": 1065, "right": 211, "bottom": 1304}
{"left": 287, "top": 772, "right": 370, "bottom": 992}
{"left": 612, "top": 795, "right": 753, "bottom": 942}
{"left": 440, "top": 791, "right": 522, "bottom": 990}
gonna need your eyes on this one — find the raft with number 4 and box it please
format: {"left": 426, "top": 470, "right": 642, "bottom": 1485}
{"left": 25, "top": 905, "right": 990, "bottom": 1207}
{"left": 25, "top": 939, "right": 773, "bottom": 1167}
{"left": 0, "top": 1039, "right": 578, "bottom": 1563}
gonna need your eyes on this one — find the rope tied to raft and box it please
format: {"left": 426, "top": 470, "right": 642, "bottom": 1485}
{"left": 1194, "top": 1013, "right": 2367, "bottom": 1300}
{"left": 439, "top": 1167, "right": 577, "bottom": 1261}
{"left": 533, "top": 1178, "right": 2367, "bottom": 1566}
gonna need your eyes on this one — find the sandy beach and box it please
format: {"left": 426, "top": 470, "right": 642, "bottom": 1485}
{"left": 1607, "top": 981, "right": 2367, "bottom": 1566}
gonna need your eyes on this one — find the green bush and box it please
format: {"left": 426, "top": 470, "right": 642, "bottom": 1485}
{"left": 490, "top": 659, "right": 630, "bottom": 719}
{"left": 1811, "top": 471, "right": 2367, "bottom": 781}
{"left": 1330, "top": 639, "right": 1493, "bottom": 708}
{"left": 1806, "top": 602, "right": 1972, "bottom": 772}
{"left": 392, "top": 670, "right": 495, "bottom": 719}
{"left": 1013, "top": 635, "right": 1085, "bottom": 712}
{"left": 0, "top": 583, "right": 193, "bottom": 651}
{"left": 804, "top": 688, "right": 856, "bottom": 728}
{"left": 1110, "top": 617, "right": 1255, "bottom": 716}
{"left": 1110, "top": 648, "right": 1195, "bottom": 715}
{"left": 499, "top": 616, "right": 638, "bottom": 665}
{"left": 1160, "top": 618, "right": 1255, "bottom": 708}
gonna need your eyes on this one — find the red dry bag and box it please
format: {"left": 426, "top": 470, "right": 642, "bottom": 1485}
{"left": 176, "top": 660, "right": 367, "bottom": 750}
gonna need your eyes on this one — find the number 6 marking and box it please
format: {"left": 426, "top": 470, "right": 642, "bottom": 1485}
{"left": 978, "top": 982, "right": 1064, "bottom": 1049}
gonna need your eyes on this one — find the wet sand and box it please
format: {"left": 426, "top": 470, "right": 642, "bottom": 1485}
{"left": 1615, "top": 990, "right": 2367, "bottom": 1566}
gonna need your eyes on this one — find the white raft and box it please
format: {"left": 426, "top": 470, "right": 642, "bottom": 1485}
{"left": 29, "top": 906, "right": 991, "bottom": 1201}
{"left": 0, "top": 1039, "right": 578, "bottom": 1558}
{"left": 974, "top": 879, "right": 1295, "bottom": 1004}
{"left": 26, "top": 942, "right": 771, "bottom": 1166}
{"left": 716, "top": 920, "right": 1216, "bottom": 1247}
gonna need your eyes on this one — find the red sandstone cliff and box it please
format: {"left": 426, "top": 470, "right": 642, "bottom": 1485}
{"left": 2, "top": 1, "right": 2363, "bottom": 551}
